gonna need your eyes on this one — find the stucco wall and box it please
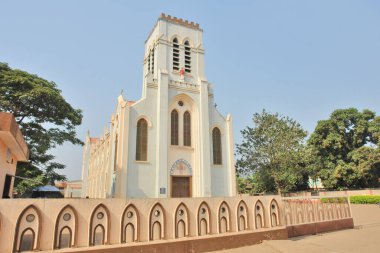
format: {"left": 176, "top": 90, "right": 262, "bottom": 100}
{"left": 0, "top": 195, "right": 352, "bottom": 253}
{"left": 0, "top": 139, "right": 17, "bottom": 197}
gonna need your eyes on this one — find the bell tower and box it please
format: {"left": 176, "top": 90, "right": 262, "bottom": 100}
{"left": 142, "top": 13, "right": 206, "bottom": 96}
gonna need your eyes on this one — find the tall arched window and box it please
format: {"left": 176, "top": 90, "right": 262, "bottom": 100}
{"left": 171, "top": 110, "right": 179, "bottom": 145}
{"left": 173, "top": 38, "right": 179, "bottom": 71}
{"left": 184, "top": 41, "right": 191, "bottom": 73}
{"left": 212, "top": 128, "right": 222, "bottom": 164}
{"left": 114, "top": 134, "right": 118, "bottom": 171}
{"left": 183, "top": 111, "right": 191, "bottom": 146}
{"left": 147, "top": 51, "right": 151, "bottom": 73}
{"left": 151, "top": 47, "right": 155, "bottom": 74}
{"left": 136, "top": 119, "right": 148, "bottom": 161}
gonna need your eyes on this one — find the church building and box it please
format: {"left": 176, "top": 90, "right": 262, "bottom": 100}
{"left": 81, "top": 14, "right": 236, "bottom": 198}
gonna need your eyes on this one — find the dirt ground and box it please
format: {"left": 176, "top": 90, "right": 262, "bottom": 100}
{"left": 210, "top": 204, "right": 380, "bottom": 253}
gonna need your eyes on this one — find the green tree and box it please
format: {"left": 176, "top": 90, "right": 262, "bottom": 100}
{"left": 0, "top": 62, "right": 83, "bottom": 195}
{"left": 236, "top": 110, "right": 309, "bottom": 194}
{"left": 308, "top": 108, "right": 380, "bottom": 189}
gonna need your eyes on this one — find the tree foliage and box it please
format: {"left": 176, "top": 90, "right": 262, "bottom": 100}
{"left": 0, "top": 62, "right": 83, "bottom": 195}
{"left": 236, "top": 110, "right": 309, "bottom": 194}
{"left": 308, "top": 108, "right": 380, "bottom": 189}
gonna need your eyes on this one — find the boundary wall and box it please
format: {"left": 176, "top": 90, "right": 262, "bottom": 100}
{"left": 0, "top": 196, "right": 353, "bottom": 253}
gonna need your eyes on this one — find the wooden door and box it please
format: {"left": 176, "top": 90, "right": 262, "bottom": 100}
{"left": 171, "top": 176, "right": 191, "bottom": 198}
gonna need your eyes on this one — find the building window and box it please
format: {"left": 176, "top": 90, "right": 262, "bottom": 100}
{"left": 114, "top": 134, "right": 118, "bottom": 171}
{"left": 212, "top": 127, "right": 222, "bottom": 164}
{"left": 136, "top": 118, "right": 148, "bottom": 161}
{"left": 183, "top": 111, "right": 191, "bottom": 147}
{"left": 151, "top": 47, "right": 155, "bottom": 74}
{"left": 173, "top": 38, "right": 179, "bottom": 71}
{"left": 171, "top": 110, "right": 179, "bottom": 145}
{"left": 147, "top": 51, "right": 151, "bottom": 73}
{"left": 184, "top": 41, "right": 191, "bottom": 73}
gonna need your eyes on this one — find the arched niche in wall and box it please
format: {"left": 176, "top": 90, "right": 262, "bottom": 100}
{"left": 269, "top": 199, "right": 280, "bottom": 227}
{"left": 89, "top": 204, "right": 110, "bottom": 246}
{"left": 237, "top": 200, "right": 248, "bottom": 231}
{"left": 254, "top": 200, "right": 265, "bottom": 229}
{"left": 218, "top": 201, "right": 230, "bottom": 233}
{"left": 335, "top": 203, "right": 343, "bottom": 219}
{"left": 284, "top": 201, "right": 293, "bottom": 225}
{"left": 325, "top": 202, "right": 334, "bottom": 220}
{"left": 121, "top": 204, "right": 139, "bottom": 243}
{"left": 316, "top": 201, "right": 325, "bottom": 221}
{"left": 296, "top": 201, "right": 304, "bottom": 224}
{"left": 175, "top": 203, "right": 189, "bottom": 238}
{"left": 343, "top": 201, "right": 350, "bottom": 218}
{"left": 306, "top": 200, "right": 315, "bottom": 222}
{"left": 13, "top": 205, "right": 41, "bottom": 252}
{"left": 197, "top": 202, "right": 211, "bottom": 236}
{"left": 54, "top": 205, "right": 77, "bottom": 249}
{"left": 149, "top": 203, "right": 165, "bottom": 241}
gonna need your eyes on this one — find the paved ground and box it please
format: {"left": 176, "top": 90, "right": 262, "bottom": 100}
{"left": 210, "top": 204, "right": 380, "bottom": 253}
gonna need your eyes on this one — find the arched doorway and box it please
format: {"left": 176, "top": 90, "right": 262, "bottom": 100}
{"left": 170, "top": 159, "right": 192, "bottom": 198}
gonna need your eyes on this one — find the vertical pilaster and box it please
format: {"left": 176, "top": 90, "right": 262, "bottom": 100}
{"left": 81, "top": 134, "right": 91, "bottom": 198}
{"left": 156, "top": 69, "right": 169, "bottom": 197}
{"left": 117, "top": 104, "right": 129, "bottom": 198}
{"left": 199, "top": 78, "right": 211, "bottom": 196}
{"left": 226, "top": 114, "right": 237, "bottom": 196}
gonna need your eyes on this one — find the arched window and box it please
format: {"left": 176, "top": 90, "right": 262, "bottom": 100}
{"left": 171, "top": 110, "right": 179, "bottom": 145}
{"left": 136, "top": 119, "right": 148, "bottom": 161}
{"left": 184, "top": 41, "right": 191, "bottom": 73}
{"left": 14, "top": 205, "right": 40, "bottom": 252}
{"left": 93, "top": 225, "right": 105, "bottom": 245}
{"left": 151, "top": 47, "right": 155, "bottom": 74}
{"left": 149, "top": 203, "right": 165, "bottom": 240}
{"left": 89, "top": 204, "right": 109, "bottom": 245}
{"left": 212, "top": 128, "right": 222, "bottom": 164}
{"left": 114, "top": 134, "right": 118, "bottom": 171}
{"left": 183, "top": 111, "right": 191, "bottom": 146}
{"left": 59, "top": 227, "right": 72, "bottom": 249}
{"left": 54, "top": 205, "right": 76, "bottom": 249}
{"left": 173, "top": 38, "right": 179, "bottom": 71}
{"left": 20, "top": 228, "right": 35, "bottom": 252}
{"left": 147, "top": 51, "right": 151, "bottom": 73}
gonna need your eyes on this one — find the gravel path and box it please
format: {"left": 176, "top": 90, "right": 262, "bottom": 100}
{"left": 210, "top": 204, "right": 380, "bottom": 253}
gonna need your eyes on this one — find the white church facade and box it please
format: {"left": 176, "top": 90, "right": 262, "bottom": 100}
{"left": 81, "top": 14, "right": 236, "bottom": 198}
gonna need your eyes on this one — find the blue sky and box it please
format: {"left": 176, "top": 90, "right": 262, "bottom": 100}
{"left": 1, "top": 1, "right": 379, "bottom": 180}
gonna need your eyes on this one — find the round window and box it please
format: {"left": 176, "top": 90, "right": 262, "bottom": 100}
{"left": 127, "top": 211, "right": 133, "bottom": 218}
{"left": 97, "top": 212, "right": 104, "bottom": 219}
{"left": 154, "top": 210, "right": 160, "bottom": 217}
{"left": 26, "top": 214, "right": 35, "bottom": 223}
{"left": 63, "top": 213, "right": 71, "bottom": 221}
{"left": 178, "top": 101, "right": 184, "bottom": 106}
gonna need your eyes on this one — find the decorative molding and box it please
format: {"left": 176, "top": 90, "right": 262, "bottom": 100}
{"left": 170, "top": 159, "right": 193, "bottom": 176}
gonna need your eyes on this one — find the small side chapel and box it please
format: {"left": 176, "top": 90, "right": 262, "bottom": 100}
{"left": 81, "top": 14, "right": 236, "bottom": 198}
